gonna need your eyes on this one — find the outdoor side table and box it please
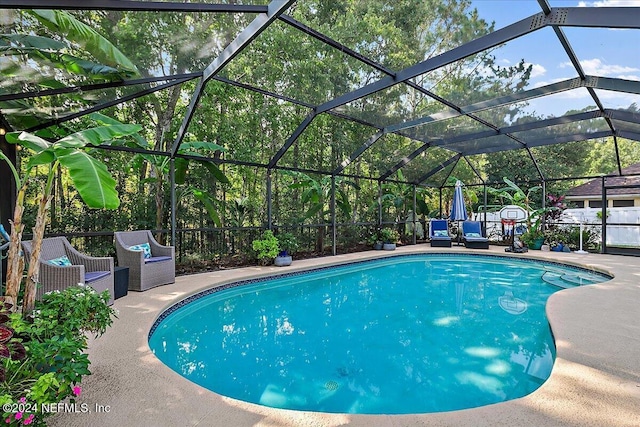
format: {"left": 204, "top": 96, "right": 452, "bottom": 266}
{"left": 114, "top": 266, "right": 129, "bottom": 299}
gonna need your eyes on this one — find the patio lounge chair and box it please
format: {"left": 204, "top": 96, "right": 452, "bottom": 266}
{"left": 429, "top": 219, "right": 452, "bottom": 247}
{"left": 22, "top": 237, "right": 114, "bottom": 304}
{"left": 462, "top": 221, "right": 489, "bottom": 249}
{"left": 114, "top": 230, "right": 175, "bottom": 291}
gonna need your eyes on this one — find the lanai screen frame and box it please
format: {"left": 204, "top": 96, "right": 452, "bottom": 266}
{"left": 1, "top": 0, "right": 640, "bottom": 253}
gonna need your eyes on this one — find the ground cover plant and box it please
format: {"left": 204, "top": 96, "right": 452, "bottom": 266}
{"left": 0, "top": 285, "right": 117, "bottom": 426}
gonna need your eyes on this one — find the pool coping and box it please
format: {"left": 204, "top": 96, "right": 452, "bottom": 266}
{"left": 49, "top": 245, "right": 640, "bottom": 427}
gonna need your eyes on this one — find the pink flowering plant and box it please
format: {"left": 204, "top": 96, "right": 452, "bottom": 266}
{"left": 0, "top": 285, "right": 116, "bottom": 426}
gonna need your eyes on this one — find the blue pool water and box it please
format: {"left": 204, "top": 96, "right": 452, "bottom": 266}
{"left": 148, "top": 254, "right": 610, "bottom": 414}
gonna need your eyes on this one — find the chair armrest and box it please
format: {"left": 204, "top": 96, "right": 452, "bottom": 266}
{"left": 118, "top": 246, "right": 145, "bottom": 264}
{"left": 66, "top": 247, "right": 113, "bottom": 272}
{"left": 82, "top": 256, "right": 113, "bottom": 273}
{"left": 39, "top": 263, "right": 85, "bottom": 291}
{"left": 148, "top": 239, "right": 174, "bottom": 258}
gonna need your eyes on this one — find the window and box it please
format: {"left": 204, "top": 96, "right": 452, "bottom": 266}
{"left": 588, "top": 200, "right": 603, "bottom": 208}
{"left": 612, "top": 199, "right": 634, "bottom": 207}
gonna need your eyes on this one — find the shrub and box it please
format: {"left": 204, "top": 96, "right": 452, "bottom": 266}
{"left": 380, "top": 228, "right": 400, "bottom": 244}
{"left": 0, "top": 285, "right": 117, "bottom": 426}
{"left": 252, "top": 230, "right": 280, "bottom": 263}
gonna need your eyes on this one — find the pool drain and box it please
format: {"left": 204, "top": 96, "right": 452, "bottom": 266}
{"left": 325, "top": 380, "right": 339, "bottom": 391}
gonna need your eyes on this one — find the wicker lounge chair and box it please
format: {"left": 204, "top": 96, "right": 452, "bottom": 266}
{"left": 462, "top": 221, "right": 490, "bottom": 249}
{"left": 22, "top": 237, "right": 114, "bottom": 304}
{"left": 114, "top": 230, "right": 175, "bottom": 291}
{"left": 429, "top": 219, "right": 452, "bottom": 247}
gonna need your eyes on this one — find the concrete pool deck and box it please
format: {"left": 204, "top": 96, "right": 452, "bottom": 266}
{"left": 49, "top": 245, "right": 640, "bottom": 427}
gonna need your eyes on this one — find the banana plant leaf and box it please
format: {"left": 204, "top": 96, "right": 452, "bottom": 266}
{"left": 201, "top": 162, "right": 229, "bottom": 184}
{"left": 177, "top": 141, "right": 229, "bottom": 184}
{"left": 174, "top": 158, "right": 189, "bottom": 185}
{"left": 5, "top": 131, "right": 51, "bottom": 152}
{"left": 89, "top": 112, "right": 150, "bottom": 148}
{"left": 35, "top": 51, "right": 123, "bottom": 79}
{"left": 0, "top": 33, "right": 66, "bottom": 50}
{"left": 28, "top": 10, "right": 139, "bottom": 76}
{"left": 303, "top": 203, "right": 324, "bottom": 219}
{"left": 56, "top": 124, "right": 142, "bottom": 148}
{"left": 56, "top": 148, "right": 120, "bottom": 209}
{"left": 7, "top": 123, "right": 142, "bottom": 209}
{"left": 191, "top": 188, "right": 221, "bottom": 227}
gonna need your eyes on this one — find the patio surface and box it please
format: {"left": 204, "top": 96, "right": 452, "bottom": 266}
{"left": 49, "top": 245, "right": 640, "bottom": 427}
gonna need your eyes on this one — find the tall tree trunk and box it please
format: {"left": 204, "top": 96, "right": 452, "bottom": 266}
{"left": 4, "top": 185, "right": 26, "bottom": 308}
{"left": 154, "top": 165, "right": 164, "bottom": 242}
{"left": 22, "top": 190, "right": 51, "bottom": 315}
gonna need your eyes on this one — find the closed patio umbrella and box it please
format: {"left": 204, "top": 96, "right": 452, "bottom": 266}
{"left": 450, "top": 180, "right": 468, "bottom": 245}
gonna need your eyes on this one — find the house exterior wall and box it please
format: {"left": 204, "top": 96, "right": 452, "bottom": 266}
{"left": 565, "top": 195, "right": 640, "bottom": 208}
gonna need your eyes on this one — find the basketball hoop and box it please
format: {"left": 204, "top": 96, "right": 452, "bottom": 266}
{"left": 499, "top": 207, "right": 528, "bottom": 253}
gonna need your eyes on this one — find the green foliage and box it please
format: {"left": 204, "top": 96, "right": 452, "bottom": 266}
{"left": 276, "top": 232, "right": 299, "bottom": 255}
{"left": 380, "top": 228, "right": 400, "bottom": 244}
{"left": 252, "top": 230, "right": 280, "bottom": 263}
{"left": 284, "top": 171, "right": 360, "bottom": 222}
{"left": 0, "top": 286, "right": 116, "bottom": 426}
{"left": 366, "top": 231, "right": 382, "bottom": 246}
{"left": 520, "top": 228, "right": 545, "bottom": 247}
{"left": 26, "top": 10, "right": 139, "bottom": 76}
{"left": 5, "top": 124, "right": 141, "bottom": 209}
{"left": 0, "top": 302, "right": 26, "bottom": 382}
{"left": 543, "top": 226, "right": 600, "bottom": 251}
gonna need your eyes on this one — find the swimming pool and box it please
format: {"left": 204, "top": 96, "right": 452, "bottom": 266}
{"left": 149, "top": 254, "right": 611, "bottom": 414}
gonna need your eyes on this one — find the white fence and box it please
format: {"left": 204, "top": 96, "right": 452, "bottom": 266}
{"left": 474, "top": 207, "right": 640, "bottom": 248}
{"left": 562, "top": 207, "right": 640, "bottom": 247}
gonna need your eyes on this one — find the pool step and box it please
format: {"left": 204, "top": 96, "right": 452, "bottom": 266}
{"left": 541, "top": 271, "right": 588, "bottom": 289}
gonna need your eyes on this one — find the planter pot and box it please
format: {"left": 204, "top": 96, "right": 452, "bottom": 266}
{"left": 373, "top": 242, "right": 383, "bottom": 250}
{"left": 527, "top": 237, "right": 545, "bottom": 250}
{"left": 382, "top": 243, "right": 396, "bottom": 251}
{"left": 551, "top": 243, "right": 564, "bottom": 252}
{"left": 274, "top": 255, "right": 292, "bottom": 267}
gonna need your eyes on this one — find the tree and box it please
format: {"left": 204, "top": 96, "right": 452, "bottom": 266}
{"left": 2, "top": 124, "right": 141, "bottom": 314}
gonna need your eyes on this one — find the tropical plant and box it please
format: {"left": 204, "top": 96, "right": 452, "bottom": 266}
{"left": 91, "top": 113, "right": 230, "bottom": 231}
{"left": 488, "top": 177, "right": 554, "bottom": 232}
{"left": 379, "top": 170, "right": 432, "bottom": 226}
{"left": 1, "top": 123, "right": 141, "bottom": 314}
{"left": 1, "top": 10, "right": 139, "bottom": 130}
{"left": 543, "top": 194, "right": 567, "bottom": 229}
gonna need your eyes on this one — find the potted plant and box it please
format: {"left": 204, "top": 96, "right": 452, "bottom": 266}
{"left": 275, "top": 232, "right": 298, "bottom": 267}
{"left": 520, "top": 225, "right": 545, "bottom": 250}
{"left": 367, "top": 229, "right": 383, "bottom": 250}
{"left": 252, "top": 230, "right": 280, "bottom": 265}
{"left": 380, "top": 228, "right": 400, "bottom": 250}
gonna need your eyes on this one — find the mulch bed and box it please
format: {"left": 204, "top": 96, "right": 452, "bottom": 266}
{"left": 175, "top": 244, "right": 373, "bottom": 276}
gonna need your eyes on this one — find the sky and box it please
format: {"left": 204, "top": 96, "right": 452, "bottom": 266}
{"left": 467, "top": 0, "right": 640, "bottom": 117}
